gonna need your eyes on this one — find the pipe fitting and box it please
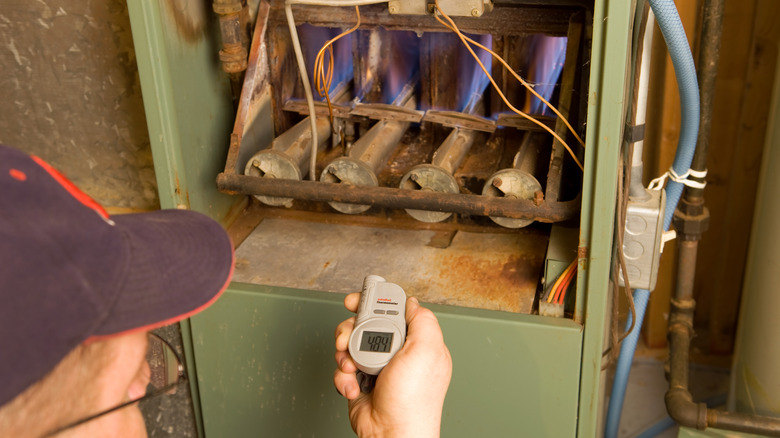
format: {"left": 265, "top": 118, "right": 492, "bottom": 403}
{"left": 673, "top": 197, "right": 710, "bottom": 240}
{"left": 665, "top": 387, "right": 709, "bottom": 429}
{"left": 669, "top": 298, "right": 695, "bottom": 330}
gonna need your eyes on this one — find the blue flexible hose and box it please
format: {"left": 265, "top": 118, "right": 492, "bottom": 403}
{"left": 603, "top": 0, "right": 700, "bottom": 437}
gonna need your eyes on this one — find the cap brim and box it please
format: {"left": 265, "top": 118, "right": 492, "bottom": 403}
{"left": 89, "top": 209, "right": 234, "bottom": 339}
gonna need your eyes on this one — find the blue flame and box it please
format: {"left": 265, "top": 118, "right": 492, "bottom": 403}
{"left": 526, "top": 36, "right": 567, "bottom": 115}
{"left": 381, "top": 31, "right": 420, "bottom": 104}
{"left": 457, "top": 33, "right": 492, "bottom": 113}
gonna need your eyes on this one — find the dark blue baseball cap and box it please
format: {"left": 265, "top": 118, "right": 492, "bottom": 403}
{"left": 0, "top": 144, "right": 235, "bottom": 406}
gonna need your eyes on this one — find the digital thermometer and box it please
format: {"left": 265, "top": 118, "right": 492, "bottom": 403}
{"left": 348, "top": 275, "right": 406, "bottom": 375}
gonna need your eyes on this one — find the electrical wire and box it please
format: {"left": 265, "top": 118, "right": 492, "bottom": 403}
{"left": 284, "top": 0, "right": 386, "bottom": 180}
{"left": 602, "top": 143, "right": 638, "bottom": 370}
{"left": 616, "top": 145, "right": 636, "bottom": 342}
{"left": 556, "top": 261, "right": 577, "bottom": 305}
{"left": 289, "top": 0, "right": 584, "bottom": 175}
{"left": 546, "top": 263, "right": 568, "bottom": 303}
{"left": 313, "top": 6, "right": 361, "bottom": 138}
{"left": 285, "top": 3, "right": 319, "bottom": 180}
{"left": 432, "top": 0, "right": 585, "bottom": 171}
{"left": 546, "top": 259, "right": 576, "bottom": 304}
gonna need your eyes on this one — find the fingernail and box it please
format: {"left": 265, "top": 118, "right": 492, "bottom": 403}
{"left": 409, "top": 297, "right": 419, "bottom": 305}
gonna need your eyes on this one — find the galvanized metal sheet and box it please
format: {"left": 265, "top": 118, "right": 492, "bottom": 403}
{"left": 232, "top": 217, "right": 548, "bottom": 313}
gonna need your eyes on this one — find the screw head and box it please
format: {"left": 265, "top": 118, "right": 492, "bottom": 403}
{"left": 471, "top": 8, "right": 480, "bottom": 16}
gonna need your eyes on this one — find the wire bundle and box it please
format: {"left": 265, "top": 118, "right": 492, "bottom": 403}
{"left": 545, "top": 259, "right": 577, "bottom": 306}
{"left": 313, "top": 7, "right": 361, "bottom": 127}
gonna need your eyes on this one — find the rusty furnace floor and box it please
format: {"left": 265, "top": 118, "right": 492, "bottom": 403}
{"left": 232, "top": 216, "right": 550, "bottom": 314}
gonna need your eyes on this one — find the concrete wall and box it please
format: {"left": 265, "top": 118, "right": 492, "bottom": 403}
{"left": 0, "top": 1, "right": 197, "bottom": 436}
{"left": 0, "top": 0, "right": 158, "bottom": 210}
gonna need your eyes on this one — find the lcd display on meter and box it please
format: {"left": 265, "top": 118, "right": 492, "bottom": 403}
{"left": 359, "top": 331, "right": 394, "bottom": 353}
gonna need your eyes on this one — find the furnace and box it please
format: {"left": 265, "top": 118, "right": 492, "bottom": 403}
{"left": 218, "top": 1, "right": 590, "bottom": 316}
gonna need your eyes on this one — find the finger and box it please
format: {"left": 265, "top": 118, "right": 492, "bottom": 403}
{"left": 344, "top": 292, "right": 360, "bottom": 313}
{"left": 334, "top": 367, "right": 361, "bottom": 400}
{"left": 405, "top": 297, "right": 444, "bottom": 343}
{"left": 335, "top": 350, "right": 358, "bottom": 374}
{"left": 334, "top": 317, "right": 355, "bottom": 352}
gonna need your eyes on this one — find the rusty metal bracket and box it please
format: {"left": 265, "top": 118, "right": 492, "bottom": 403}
{"left": 423, "top": 110, "right": 496, "bottom": 132}
{"left": 495, "top": 113, "right": 557, "bottom": 131}
{"left": 350, "top": 103, "right": 425, "bottom": 123}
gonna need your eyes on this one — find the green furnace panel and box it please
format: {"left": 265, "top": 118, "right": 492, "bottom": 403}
{"left": 191, "top": 283, "right": 582, "bottom": 436}
{"left": 129, "top": 0, "right": 635, "bottom": 435}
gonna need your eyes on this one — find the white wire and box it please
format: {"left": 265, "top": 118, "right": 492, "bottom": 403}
{"left": 284, "top": 0, "right": 388, "bottom": 180}
{"left": 285, "top": 3, "right": 319, "bottom": 180}
{"left": 632, "top": 9, "right": 654, "bottom": 167}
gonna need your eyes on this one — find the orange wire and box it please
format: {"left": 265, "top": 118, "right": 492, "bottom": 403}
{"left": 432, "top": 0, "right": 584, "bottom": 171}
{"left": 313, "top": 6, "right": 361, "bottom": 125}
{"left": 547, "top": 259, "right": 575, "bottom": 304}
{"left": 556, "top": 260, "right": 578, "bottom": 305}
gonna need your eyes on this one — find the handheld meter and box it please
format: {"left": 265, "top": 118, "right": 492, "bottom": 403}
{"left": 348, "top": 275, "right": 407, "bottom": 375}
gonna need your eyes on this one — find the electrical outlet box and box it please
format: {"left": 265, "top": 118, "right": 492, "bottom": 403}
{"left": 619, "top": 189, "right": 666, "bottom": 291}
{"left": 387, "top": 0, "right": 493, "bottom": 17}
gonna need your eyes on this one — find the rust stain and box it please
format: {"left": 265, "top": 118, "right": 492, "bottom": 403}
{"left": 419, "top": 232, "right": 546, "bottom": 313}
{"left": 174, "top": 173, "right": 181, "bottom": 196}
{"left": 173, "top": 172, "right": 190, "bottom": 207}
{"left": 162, "top": 0, "right": 207, "bottom": 44}
{"left": 577, "top": 245, "right": 588, "bottom": 270}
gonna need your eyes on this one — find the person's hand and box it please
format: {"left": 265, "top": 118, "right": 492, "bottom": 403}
{"left": 334, "top": 293, "right": 452, "bottom": 438}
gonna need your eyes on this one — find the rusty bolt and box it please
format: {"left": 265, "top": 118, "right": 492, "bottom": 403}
{"left": 533, "top": 190, "right": 544, "bottom": 206}
{"left": 410, "top": 173, "right": 419, "bottom": 182}
{"left": 471, "top": 8, "right": 480, "bottom": 17}
{"left": 491, "top": 178, "right": 503, "bottom": 188}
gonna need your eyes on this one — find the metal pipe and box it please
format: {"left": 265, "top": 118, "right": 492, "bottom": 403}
{"left": 665, "top": 252, "right": 780, "bottom": 435}
{"left": 244, "top": 83, "right": 351, "bottom": 206}
{"left": 666, "top": 180, "right": 780, "bottom": 434}
{"left": 432, "top": 128, "right": 477, "bottom": 174}
{"left": 244, "top": 116, "right": 331, "bottom": 206}
{"left": 399, "top": 94, "right": 482, "bottom": 223}
{"left": 320, "top": 85, "right": 416, "bottom": 214}
{"left": 482, "top": 132, "right": 544, "bottom": 228}
{"left": 657, "top": 1, "right": 780, "bottom": 436}
{"left": 217, "top": 173, "right": 580, "bottom": 222}
{"left": 213, "top": 0, "right": 248, "bottom": 98}
{"left": 687, "top": 0, "right": 725, "bottom": 198}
